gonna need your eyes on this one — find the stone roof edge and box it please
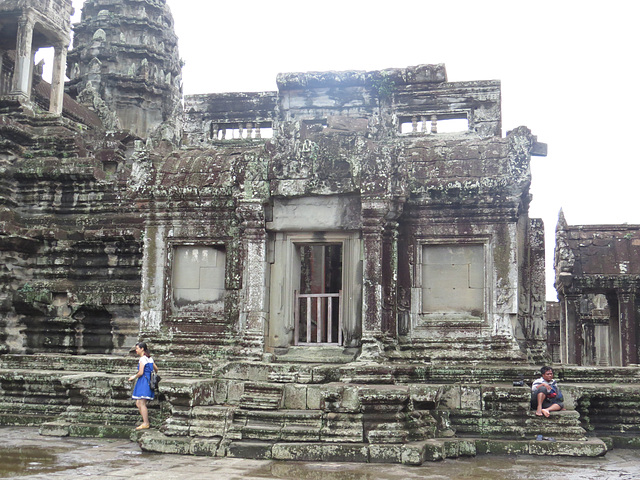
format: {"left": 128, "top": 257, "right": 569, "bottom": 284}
{"left": 563, "top": 224, "right": 640, "bottom": 231}
{"left": 276, "top": 63, "right": 450, "bottom": 90}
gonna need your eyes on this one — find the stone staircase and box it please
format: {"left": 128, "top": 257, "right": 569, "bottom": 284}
{"left": 1, "top": 356, "right": 633, "bottom": 463}
{"left": 450, "top": 385, "right": 587, "bottom": 441}
{"left": 388, "top": 336, "right": 528, "bottom": 365}
{"left": 0, "top": 370, "right": 69, "bottom": 426}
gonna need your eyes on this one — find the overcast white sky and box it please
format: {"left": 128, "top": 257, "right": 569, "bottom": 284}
{"left": 66, "top": 0, "right": 639, "bottom": 300}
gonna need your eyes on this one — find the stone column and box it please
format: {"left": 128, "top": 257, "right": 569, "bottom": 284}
{"left": 12, "top": 15, "right": 34, "bottom": 100}
{"left": 381, "top": 220, "right": 399, "bottom": 335}
{"left": 561, "top": 293, "right": 581, "bottom": 364}
{"left": 581, "top": 318, "right": 595, "bottom": 365}
{"left": 618, "top": 290, "right": 638, "bottom": 366}
{"left": 237, "top": 199, "right": 268, "bottom": 357}
{"left": 359, "top": 197, "right": 391, "bottom": 359}
{"left": 49, "top": 42, "right": 68, "bottom": 114}
{"left": 0, "top": 49, "right": 4, "bottom": 95}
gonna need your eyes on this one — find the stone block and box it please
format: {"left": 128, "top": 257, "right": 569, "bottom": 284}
{"left": 358, "top": 387, "right": 409, "bottom": 413}
{"left": 226, "top": 381, "right": 244, "bottom": 404}
{"left": 213, "top": 380, "right": 229, "bottom": 404}
{"left": 421, "top": 440, "right": 447, "bottom": 462}
{"left": 190, "top": 406, "right": 232, "bottom": 437}
{"left": 369, "top": 443, "right": 403, "bottom": 463}
{"left": 441, "top": 385, "right": 461, "bottom": 409}
{"left": 321, "top": 412, "right": 364, "bottom": 442}
{"left": 447, "top": 439, "right": 477, "bottom": 457}
{"left": 460, "top": 386, "right": 482, "bottom": 410}
{"left": 528, "top": 438, "right": 607, "bottom": 457}
{"left": 475, "top": 439, "right": 529, "bottom": 455}
{"left": 39, "top": 422, "right": 70, "bottom": 437}
{"left": 68, "top": 424, "right": 132, "bottom": 439}
{"left": 340, "top": 386, "right": 361, "bottom": 412}
{"left": 280, "top": 425, "right": 320, "bottom": 442}
{"left": 272, "top": 442, "right": 369, "bottom": 463}
{"left": 409, "top": 385, "right": 443, "bottom": 406}
{"left": 139, "top": 431, "right": 193, "bottom": 455}
{"left": 306, "top": 385, "right": 322, "bottom": 410}
{"left": 283, "top": 384, "right": 307, "bottom": 410}
{"left": 401, "top": 442, "right": 427, "bottom": 465}
{"left": 191, "top": 438, "right": 221, "bottom": 456}
{"left": 228, "top": 441, "right": 273, "bottom": 459}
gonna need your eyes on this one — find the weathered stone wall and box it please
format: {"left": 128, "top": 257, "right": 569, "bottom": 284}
{"left": 135, "top": 144, "right": 260, "bottom": 357}
{"left": 0, "top": 114, "right": 143, "bottom": 354}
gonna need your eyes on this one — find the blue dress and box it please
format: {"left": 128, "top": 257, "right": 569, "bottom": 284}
{"left": 131, "top": 356, "right": 155, "bottom": 400}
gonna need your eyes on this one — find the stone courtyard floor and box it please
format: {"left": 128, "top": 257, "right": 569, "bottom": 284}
{"left": 1, "top": 427, "right": 639, "bottom": 479}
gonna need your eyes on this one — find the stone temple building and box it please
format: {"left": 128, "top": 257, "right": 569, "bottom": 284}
{"left": 0, "top": 0, "right": 639, "bottom": 465}
{"left": 553, "top": 212, "right": 640, "bottom": 367}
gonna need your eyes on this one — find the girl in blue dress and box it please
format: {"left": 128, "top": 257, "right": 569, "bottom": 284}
{"left": 128, "top": 342, "right": 158, "bottom": 430}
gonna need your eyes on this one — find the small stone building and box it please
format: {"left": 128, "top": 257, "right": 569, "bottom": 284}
{"left": 554, "top": 212, "right": 640, "bottom": 366}
{"left": 135, "top": 65, "right": 550, "bottom": 365}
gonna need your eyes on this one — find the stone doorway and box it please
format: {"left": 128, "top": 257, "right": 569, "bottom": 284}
{"left": 294, "top": 244, "right": 343, "bottom": 346}
{"left": 268, "top": 231, "right": 362, "bottom": 351}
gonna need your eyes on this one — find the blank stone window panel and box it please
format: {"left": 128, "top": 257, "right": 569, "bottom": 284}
{"left": 421, "top": 244, "right": 484, "bottom": 318}
{"left": 171, "top": 245, "right": 226, "bottom": 314}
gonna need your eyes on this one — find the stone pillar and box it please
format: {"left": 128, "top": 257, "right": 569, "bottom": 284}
{"left": 381, "top": 220, "right": 399, "bottom": 335}
{"left": 0, "top": 49, "right": 4, "bottom": 95}
{"left": 237, "top": 200, "right": 268, "bottom": 357}
{"left": 618, "top": 290, "right": 637, "bottom": 366}
{"left": 12, "top": 15, "right": 34, "bottom": 99}
{"left": 581, "top": 317, "right": 595, "bottom": 365}
{"left": 360, "top": 197, "right": 390, "bottom": 358}
{"left": 561, "top": 293, "right": 581, "bottom": 364}
{"left": 49, "top": 42, "right": 68, "bottom": 114}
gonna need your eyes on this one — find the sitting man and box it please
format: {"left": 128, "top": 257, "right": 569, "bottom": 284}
{"left": 531, "top": 366, "right": 565, "bottom": 417}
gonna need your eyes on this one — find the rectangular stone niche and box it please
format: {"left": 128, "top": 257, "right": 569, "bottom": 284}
{"left": 171, "top": 245, "right": 226, "bottom": 314}
{"left": 421, "top": 244, "right": 484, "bottom": 318}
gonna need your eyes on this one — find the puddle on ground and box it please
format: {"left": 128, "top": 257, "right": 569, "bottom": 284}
{"left": 0, "top": 445, "right": 80, "bottom": 477}
{"left": 245, "top": 454, "right": 639, "bottom": 480}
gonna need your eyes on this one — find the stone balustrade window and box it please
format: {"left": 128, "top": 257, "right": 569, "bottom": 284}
{"left": 171, "top": 245, "right": 226, "bottom": 314}
{"left": 400, "top": 115, "right": 469, "bottom": 135}
{"left": 421, "top": 244, "right": 484, "bottom": 318}
{"left": 209, "top": 122, "right": 273, "bottom": 140}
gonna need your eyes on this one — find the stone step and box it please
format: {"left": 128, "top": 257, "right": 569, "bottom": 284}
{"left": 0, "top": 354, "right": 214, "bottom": 378}
{"left": 274, "top": 346, "right": 359, "bottom": 364}
{"left": 229, "top": 409, "right": 329, "bottom": 442}
{"left": 239, "top": 382, "right": 284, "bottom": 410}
{"left": 390, "top": 337, "right": 528, "bottom": 365}
{"left": 451, "top": 408, "right": 587, "bottom": 441}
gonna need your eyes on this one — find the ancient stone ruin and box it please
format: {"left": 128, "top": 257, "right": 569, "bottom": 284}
{"left": 0, "top": 0, "right": 639, "bottom": 464}
{"left": 552, "top": 212, "right": 640, "bottom": 367}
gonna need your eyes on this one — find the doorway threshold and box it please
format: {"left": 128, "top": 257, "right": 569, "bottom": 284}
{"left": 274, "top": 346, "right": 359, "bottom": 364}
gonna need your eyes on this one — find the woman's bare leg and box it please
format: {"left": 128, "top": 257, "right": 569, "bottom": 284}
{"left": 136, "top": 399, "right": 149, "bottom": 426}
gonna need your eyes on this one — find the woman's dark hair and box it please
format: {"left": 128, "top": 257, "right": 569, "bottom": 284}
{"left": 540, "top": 366, "right": 553, "bottom": 375}
{"left": 136, "top": 342, "right": 151, "bottom": 357}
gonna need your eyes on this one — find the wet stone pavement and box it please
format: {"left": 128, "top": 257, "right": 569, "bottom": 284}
{"left": 1, "top": 428, "right": 639, "bottom": 480}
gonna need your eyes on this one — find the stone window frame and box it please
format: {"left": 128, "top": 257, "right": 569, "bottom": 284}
{"left": 411, "top": 236, "right": 493, "bottom": 331}
{"left": 163, "top": 239, "right": 231, "bottom": 319}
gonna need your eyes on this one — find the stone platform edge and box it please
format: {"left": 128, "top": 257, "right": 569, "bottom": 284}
{"left": 136, "top": 431, "right": 607, "bottom": 465}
